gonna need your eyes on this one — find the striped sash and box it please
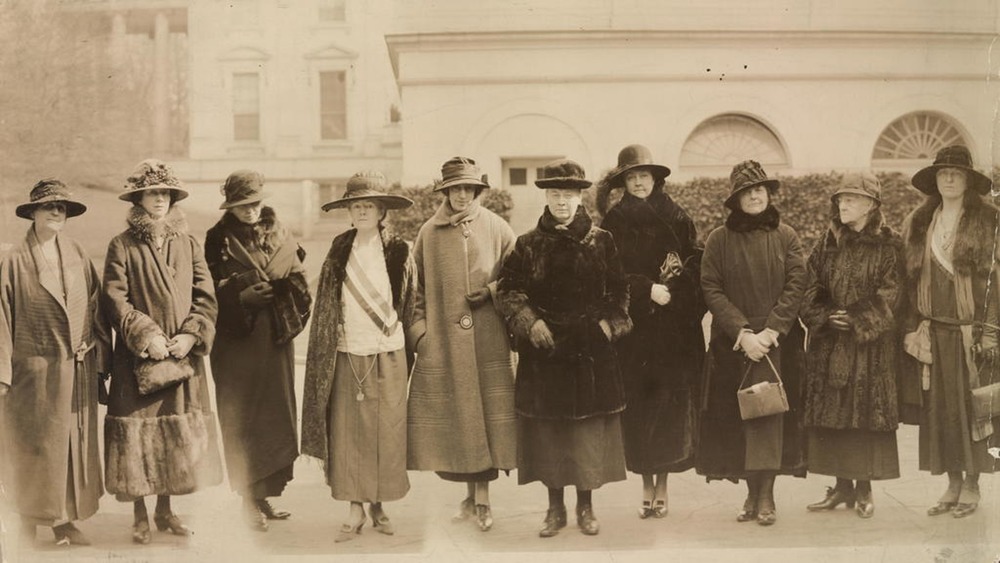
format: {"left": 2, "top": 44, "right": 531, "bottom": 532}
{"left": 344, "top": 251, "right": 396, "bottom": 337}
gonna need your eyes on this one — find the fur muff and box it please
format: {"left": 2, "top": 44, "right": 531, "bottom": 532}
{"left": 802, "top": 209, "right": 903, "bottom": 431}
{"left": 104, "top": 411, "right": 221, "bottom": 500}
{"left": 300, "top": 226, "right": 417, "bottom": 464}
{"left": 497, "top": 206, "right": 632, "bottom": 420}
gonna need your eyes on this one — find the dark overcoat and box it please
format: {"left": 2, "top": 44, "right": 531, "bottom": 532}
{"left": 496, "top": 206, "right": 632, "bottom": 420}
{"left": 0, "top": 229, "right": 108, "bottom": 524}
{"left": 102, "top": 206, "right": 223, "bottom": 500}
{"left": 802, "top": 211, "right": 903, "bottom": 432}
{"left": 204, "top": 207, "right": 308, "bottom": 494}
{"left": 600, "top": 190, "right": 705, "bottom": 473}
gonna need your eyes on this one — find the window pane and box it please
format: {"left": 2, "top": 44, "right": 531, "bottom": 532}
{"left": 320, "top": 71, "right": 346, "bottom": 140}
{"left": 680, "top": 114, "right": 787, "bottom": 168}
{"left": 872, "top": 112, "right": 966, "bottom": 160}
{"left": 509, "top": 168, "right": 527, "bottom": 185}
{"left": 234, "top": 115, "right": 260, "bottom": 141}
{"left": 233, "top": 73, "right": 260, "bottom": 140}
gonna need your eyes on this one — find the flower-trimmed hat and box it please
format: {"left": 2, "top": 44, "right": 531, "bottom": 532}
{"left": 321, "top": 170, "right": 413, "bottom": 211}
{"left": 911, "top": 145, "right": 993, "bottom": 196}
{"left": 534, "top": 159, "right": 592, "bottom": 190}
{"left": 435, "top": 156, "right": 489, "bottom": 192}
{"left": 119, "top": 159, "right": 189, "bottom": 202}
{"left": 15, "top": 179, "right": 87, "bottom": 220}
{"left": 832, "top": 172, "right": 882, "bottom": 205}
{"left": 220, "top": 170, "right": 269, "bottom": 209}
{"left": 605, "top": 144, "right": 671, "bottom": 187}
{"left": 724, "top": 160, "right": 780, "bottom": 209}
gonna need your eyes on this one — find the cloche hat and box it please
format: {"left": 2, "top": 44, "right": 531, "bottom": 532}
{"left": 15, "top": 179, "right": 87, "bottom": 220}
{"left": 321, "top": 171, "right": 413, "bottom": 211}
{"left": 832, "top": 172, "right": 882, "bottom": 205}
{"left": 220, "top": 170, "right": 269, "bottom": 209}
{"left": 435, "top": 157, "right": 489, "bottom": 192}
{"left": 119, "top": 159, "right": 189, "bottom": 202}
{"left": 724, "top": 160, "right": 779, "bottom": 209}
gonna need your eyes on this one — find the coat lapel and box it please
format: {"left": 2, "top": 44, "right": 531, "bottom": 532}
{"left": 27, "top": 229, "right": 69, "bottom": 317}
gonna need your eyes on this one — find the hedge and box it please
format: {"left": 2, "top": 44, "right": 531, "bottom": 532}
{"left": 387, "top": 168, "right": 1000, "bottom": 250}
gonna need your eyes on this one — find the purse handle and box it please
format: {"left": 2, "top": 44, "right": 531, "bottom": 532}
{"left": 739, "top": 351, "right": 783, "bottom": 391}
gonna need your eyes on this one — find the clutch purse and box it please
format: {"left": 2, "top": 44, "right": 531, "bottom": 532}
{"left": 135, "top": 356, "right": 194, "bottom": 396}
{"left": 737, "top": 354, "right": 789, "bottom": 421}
{"left": 971, "top": 382, "right": 1000, "bottom": 423}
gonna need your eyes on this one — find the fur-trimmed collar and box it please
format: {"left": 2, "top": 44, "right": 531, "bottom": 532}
{"left": 537, "top": 205, "right": 594, "bottom": 242}
{"left": 327, "top": 226, "right": 410, "bottom": 307}
{"left": 904, "top": 194, "right": 1000, "bottom": 276}
{"left": 126, "top": 205, "right": 188, "bottom": 244}
{"left": 828, "top": 206, "right": 895, "bottom": 247}
{"left": 220, "top": 206, "right": 287, "bottom": 255}
{"left": 725, "top": 205, "right": 780, "bottom": 232}
{"left": 594, "top": 167, "right": 666, "bottom": 215}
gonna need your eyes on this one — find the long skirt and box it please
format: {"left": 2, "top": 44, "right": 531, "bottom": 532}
{"left": 327, "top": 349, "right": 409, "bottom": 502}
{"left": 807, "top": 428, "right": 899, "bottom": 480}
{"left": 517, "top": 414, "right": 626, "bottom": 490}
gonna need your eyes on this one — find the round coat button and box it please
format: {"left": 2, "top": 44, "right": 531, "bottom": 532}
{"left": 459, "top": 315, "right": 474, "bottom": 329}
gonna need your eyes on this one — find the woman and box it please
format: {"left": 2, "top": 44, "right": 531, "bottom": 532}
{"left": 0, "top": 180, "right": 107, "bottom": 546}
{"left": 598, "top": 144, "right": 704, "bottom": 519}
{"left": 801, "top": 172, "right": 902, "bottom": 519}
{"left": 205, "top": 170, "right": 310, "bottom": 531}
{"left": 301, "top": 171, "right": 416, "bottom": 542}
{"left": 497, "top": 159, "right": 631, "bottom": 538}
{"left": 901, "top": 145, "right": 999, "bottom": 519}
{"left": 407, "top": 157, "right": 517, "bottom": 531}
{"left": 697, "top": 160, "right": 807, "bottom": 527}
{"left": 102, "top": 159, "right": 222, "bottom": 544}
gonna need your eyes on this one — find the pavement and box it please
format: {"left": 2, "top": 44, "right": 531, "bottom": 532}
{"left": 1, "top": 226, "right": 999, "bottom": 563}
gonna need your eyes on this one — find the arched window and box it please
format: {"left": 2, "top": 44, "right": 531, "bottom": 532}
{"left": 679, "top": 114, "right": 788, "bottom": 171}
{"left": 871, "top": 112, "right": 968, "bottom": 164}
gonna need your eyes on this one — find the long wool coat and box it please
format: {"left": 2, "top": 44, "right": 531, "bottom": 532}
{"left": 205, "top": 207, "right": 306, "bottom": 494}
{"left": 802, "top": 211, "right": 903, "bottom": 432}
{"left": 407, "top": 201, "right": 518, "bottom": 475}
{"left": 0, "top": 229, "right": 108, "bottom": 524}
{"left": 102, "top": 206, "right": 223, "bottom": 500}
{"left": 696, "top": 206, "right": 808, "bottom": 480}
{"left": 497, "top": 206, "right": 632, "bottom": 420}
{"left": 600, "top": 190, "right": 705, "bottom": 474}
{"left": 301, "top": 227, "right": 417, "bottom": 465}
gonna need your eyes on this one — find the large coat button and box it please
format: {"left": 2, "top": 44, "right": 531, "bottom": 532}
{"left": 459, "top": 314, "right": 474, "bottom": 329}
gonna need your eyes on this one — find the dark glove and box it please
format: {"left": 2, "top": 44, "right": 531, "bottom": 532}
{"left": 465, "top": 288, "right": 491, "bottom": 309}
{"left": 239, "top": 281, "right": 274, "bottom": 308}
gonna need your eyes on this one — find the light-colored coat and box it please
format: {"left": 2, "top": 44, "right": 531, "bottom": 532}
{"left": 0, "top": 229, "right": 108, "bottom": 523}
{"left": 407, "top": 202, "right": 518, "bottom": 474}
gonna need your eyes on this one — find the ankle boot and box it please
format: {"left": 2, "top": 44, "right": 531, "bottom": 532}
{"left": 807, "top": 480, "right": 856, "bottom": 511}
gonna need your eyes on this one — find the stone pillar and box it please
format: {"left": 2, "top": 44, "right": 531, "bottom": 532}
{"left": 152, "top": 12, "right": 169, "bottom": 155}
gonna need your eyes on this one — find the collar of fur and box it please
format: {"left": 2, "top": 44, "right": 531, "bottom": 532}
{"left": 725, "top": 205, "right": 780, "bottom": 232}
{"left": 126, "top": 205, "right": 188, "bottom": 244}
{"left": 594, "top": 168, "right": 666, "bottom": 216}
{"left": 904, "top": 194, "right": 1000, "bottom": 277}
{"left": 220, "top": 206, "right": 287, "bottom": 254}
{"left": 327, "top": 226, "right": 408, "bottom": 306}
{"left": 538, "top": 205, "right": 594, "bottom": 242}
{"left": 828, "top": 206, "right": 894, "bottom": 247}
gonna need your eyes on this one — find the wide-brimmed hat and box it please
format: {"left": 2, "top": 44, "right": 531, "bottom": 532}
{"left": 724, "top": 160, "right": 780, "bottom": 209}
{"left": 435, "top": 156, "right": 489, "bottom": 192}
{"left": 321, "top": 170, "right": 413, "bottom": 211}
{"left": 534, "top": 159, "right": 592, "bottom": 190}
{"left": 220, "top": 170, "right": 269, "bottom": 209}
{"left": 119, "top": 159, "right": 189, "bottom": 202}
{"left": 832, "top": 172, "right": 882, "bottom": 205}
{"left": 606, "top": 144, "right": 671, "bottom": 187}
{"left": 911, "top": 145, "right": 993, "bottom": 196}
{"left": 15, "top": 179, "right": 87, "bottom": 220}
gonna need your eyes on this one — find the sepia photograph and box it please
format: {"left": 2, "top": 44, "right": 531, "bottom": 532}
{"left": 0, "top": 0, "right": 998, "bottom": 561}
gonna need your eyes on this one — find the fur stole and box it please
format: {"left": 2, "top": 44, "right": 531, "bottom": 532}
{"left": 725, "top": 205, "right": 780, "bottom": 232}
{"left": 327, "top": 226, "right": 410, "bottom": 308}
{"left": 220, "top": 206, "right": 287, "bottom": 255}
{"left": 126, "top": 205, "right": 188, "bottom": 244}
{"left": 537, "top": 205, "right": 594, "bottom": 243}
{"left": 903, "top": 194, "right": 1000, "bottom": 277}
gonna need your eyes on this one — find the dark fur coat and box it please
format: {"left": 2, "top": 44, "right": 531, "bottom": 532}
{"left": 300, "top": 227, "right": 417, "bottom": 463}
{"left": 801, "top": 210, "right": 903, "bottom": 431}
{"left": 496, "top": 206, "right": 632, "bottom": 420}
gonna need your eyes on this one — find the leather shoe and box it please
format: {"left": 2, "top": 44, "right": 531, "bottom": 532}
{"left": 736, "top": 497, "right": 757, "bottom": 522}
{"left": 576, "top": 504, "right": 600, "bottom": 536}
{"left": 855, "top": 490, "right": 874, "bottom": 519}
{"left": 256, "top": 499, "right": 291, "bottom": 520}
{"left": 538, "top": 506, "right": 567, "bottom": 538}
{"left": 452, "top": 497, "right": 475, "bottom": 522}
{"left": 370, "top": 504, "right": 395, "bottom": 535}
{"left": 475, "top": 504, "right": 493, "bottom": 532}
{"left": 952, "top": 502, "right": 977, "bottom": 518}
{"left": 651, "top": 499, "right": 667, "bottom": 519}
{"left": 244, "top": 499, "right": 269, "bottom": 532}
{"left": 637, "top": 500, "right": 654, "bottom": 519}
{"left": 131, "top": 518, "right": 152, "bottom": 545}
{"left": 927, "top": 502, "right": 957, "bottom": 516}
{"left": 806, "top": 486, "right": 856, "bottom": 511}
{"left": 52, "top": 523, "right": 90, "bottom": 546}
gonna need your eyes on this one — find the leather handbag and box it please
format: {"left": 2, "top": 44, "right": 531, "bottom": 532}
{"left": 135, "top": 356, "right": 194, "bottom": 396}
{"left": 737, "top": 353, "right": 789, "bottom": 421}
{"left": 971, "top": 382, "right": 1000, "bottom": 423}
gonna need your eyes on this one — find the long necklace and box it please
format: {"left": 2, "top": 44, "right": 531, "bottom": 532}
{"left": 346, "top": 352, "right": 377, "bottom": 402}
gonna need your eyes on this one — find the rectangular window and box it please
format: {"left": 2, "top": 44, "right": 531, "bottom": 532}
{"left": 509, "top": 168, "right": 527, "bottom": 186}
{"left": 232, "top": 72, "right": 260, "bottom": 141}
{"left": 319, "top": 71, "right": 347, "bottom": 140}
{"left": 318, "top": 0, "right": 347, "bottom": 22}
